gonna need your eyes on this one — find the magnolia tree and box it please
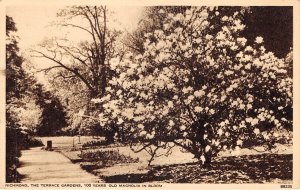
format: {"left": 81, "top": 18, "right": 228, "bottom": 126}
{"left": 93, "top": 7, "right": 292, "bottom": 166}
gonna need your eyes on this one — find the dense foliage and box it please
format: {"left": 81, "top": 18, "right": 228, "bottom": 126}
{"left": 35, "top": 90, "right": 68, "bottom": 136}
{"left": 6, "top": 15, "right": 26, "bottom": 182}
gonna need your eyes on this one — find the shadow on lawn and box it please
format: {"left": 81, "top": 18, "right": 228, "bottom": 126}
{"left": 103, "top": 154, "right": 292, "bottom": 183}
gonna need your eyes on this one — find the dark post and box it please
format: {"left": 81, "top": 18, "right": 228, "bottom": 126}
{"left": 78, "top": 135, "right": 81, "bottom": 144}
{"left": 46, "top": 140, "right": 52, "bottom": 150}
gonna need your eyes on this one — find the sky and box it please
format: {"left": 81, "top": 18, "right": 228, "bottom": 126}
{"left": 7, "top": 6, "right": 143, "bottom": 52}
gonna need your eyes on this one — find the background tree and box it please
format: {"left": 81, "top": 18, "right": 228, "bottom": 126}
{"left": 124, "top": 6, "right": 292, "bottom": 59}
{"left": 6, "top": 15, "right": 27, "bottom": 182}
{"left": 30, "top": 6, "right": 122, "bottom": 139}
{"left": 10, "top": 96, "right": 42, "bottom": 134}
{"left": 31, "top": 6, "right": 121, "bottom": 99}
{"left": 6, "top": 16, "right": 45, "bottom": 182}
{"left": 6, "top": 16, "right": 25, "bottom": 101}
{"left": 45, "top": 69, "right": 89, "bottom": 135}
{"left": 241, "top": 6, "right": 292, "bottom": 58}
{"left": 122, "top": 6, "right": 190, "bottom": 55}
{"left": 19, "top": 71, "right": 69, "bottom": 136}
{"left": 36, "top": 94, "right": 68, "bottom": 136}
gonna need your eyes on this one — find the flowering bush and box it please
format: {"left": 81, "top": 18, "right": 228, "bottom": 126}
{"left": 92, "top": 7, "right": 292, "bottom": 165}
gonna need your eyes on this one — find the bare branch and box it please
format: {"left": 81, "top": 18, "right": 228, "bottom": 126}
{"left": 60, "top": 23, "right": 93, "bottom": 35}
{"left": 36, "top": 65, "right": 64, "bottom": 73}
{"left": 130, "top": 142, "right": 153, "bottom": 153}
{"left": 31, "top": 49, "right": 96, "bottom": 95}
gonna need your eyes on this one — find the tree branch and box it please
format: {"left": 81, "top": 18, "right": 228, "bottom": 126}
{"left": 36, "top": 65, "right": 64, "bottom": 73}
{"left": 31, "top": 49, "right": 97, "bottom": 95}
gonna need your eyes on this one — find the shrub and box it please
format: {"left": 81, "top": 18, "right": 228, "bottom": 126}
{"left": 81, "top": 149, "right": 139, "bottom": 168}
{"left": 26, "top": 137, "right": 44, "bottom": 148}
{"left": 6, "top": 126, "right": 22, "bottom": 183}
{"left": 82, "top": 140, "right": 110, "bottom": 148}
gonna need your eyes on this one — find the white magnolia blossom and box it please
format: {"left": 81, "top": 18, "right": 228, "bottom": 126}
{"left": 255, "top": 36, "right": 264, "bottom": 44}
{"left": 236, "top": 140, "right": 243, "bottom": 146}
{"left": 254, "top": 128, "right": 260, "bottom": 135}
{"left": 194, "top": 106, "right": 203, "bottom": 113}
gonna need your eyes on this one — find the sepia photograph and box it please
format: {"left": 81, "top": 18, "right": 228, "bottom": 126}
{"left": 2, "top": 0, "right": 299, "bottom": 188}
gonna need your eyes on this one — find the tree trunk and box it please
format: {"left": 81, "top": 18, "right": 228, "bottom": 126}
{"left": 106, "top": 134, "right": 115, "bottom": 144}
{"left": 203, "top": 154, "right": 212, "bottom": 168}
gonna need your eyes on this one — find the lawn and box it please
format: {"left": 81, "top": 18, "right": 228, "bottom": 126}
{"left": 103, "top": 154, "right": 292, "bottom": 183}
{"left": 43, "top": 136, "right": 293, "bottom": 183}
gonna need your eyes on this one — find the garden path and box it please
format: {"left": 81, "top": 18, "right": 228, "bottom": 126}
{"left": 18, "top": 147, "right": 102, "bottom": 183}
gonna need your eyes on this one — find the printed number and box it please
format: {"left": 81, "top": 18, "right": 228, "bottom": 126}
{"left": 281, "top": 185, "right": 292, "bottom": 188}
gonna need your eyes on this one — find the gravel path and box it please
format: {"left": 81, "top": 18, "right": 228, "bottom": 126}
{"left": 18, "top": 147, "right": 102, "bottom": 183}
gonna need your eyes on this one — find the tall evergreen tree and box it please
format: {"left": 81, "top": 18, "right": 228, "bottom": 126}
{"left": 6, "top": 15, "right": 26, "bottom": 183}
{"left": 36, "top": 92, "right": 68, "bottom": 136}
